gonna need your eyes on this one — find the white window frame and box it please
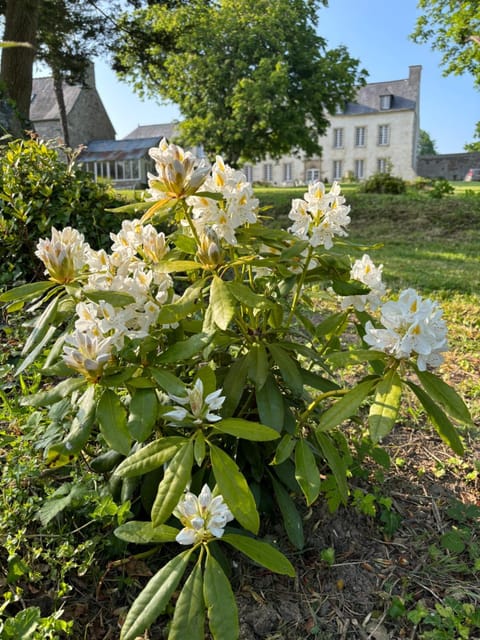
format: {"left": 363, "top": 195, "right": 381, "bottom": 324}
{"left": 333, "top": 160, "right": 343, "bottom": 181}
{"left": 333, "top": 128, "right": 344, "bottom": 149}
{"left": 380, "top": 94, "right": 392, "bottom": 110}
{"left": 377, "top": 158, "right": 388, "bottom": 173}
{"left": 283, "top": 162, "right": 292, "bottom": 182}
{"left": 263, "top": 163, "right": 273, "bottom": 182}
{"left": 354, "top": 159, "right": 364, "bottom": 180}
{"left": 306, "top": 168, "right": 320, "bottom": 183}
{"left": 244, "top": 165, "right": 253, "bottom": 183}
{"left": 355, "top": 126, "right": 366, "bottom": 147}
{"left": 378, "top": 124, "right": 390, "bottom": 146}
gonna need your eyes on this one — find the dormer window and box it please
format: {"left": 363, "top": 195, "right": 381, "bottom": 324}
{"left": 380, "top": 94, "right": 392, "bottom": 110}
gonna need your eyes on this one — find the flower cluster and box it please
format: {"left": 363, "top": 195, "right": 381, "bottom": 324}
{"left": 147, "top": 137, "right": 210, "bottom": 200}
{"left": 188, "top": 156, "right": 259, "bottom": 245}
{"left": 174, "top": 484, "right": 234, "bottom": 545}
{"left": 288, "top": 181, "right": 351, "bottom": 249}
{"left": 164, "top": 379, "right": 226, "bottom": 425}
{"left": 35, "top": 227, "right": 90, "bottom": 283}
{"left": 364, "top": 288, "right": 448, "bottom": 370}
{"left": 341, "top": 254, "right": 386, "bottom": 311}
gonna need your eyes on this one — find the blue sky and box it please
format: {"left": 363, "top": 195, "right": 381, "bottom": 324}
{"left": 89, "top": 0, "right": 478, "bottom": 152}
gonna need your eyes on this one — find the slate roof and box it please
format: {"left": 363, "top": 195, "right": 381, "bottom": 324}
{"left": 30, "top": 76, "right": 82, "bottom": 121}
{"left": 122, "top": 122, "right": 179, "bottom": 140}
{"left": 343, "top": 75, "right": 418, "bottom": 116}
{"left": 79, "top": 137, "right": 162, "bottom": 162}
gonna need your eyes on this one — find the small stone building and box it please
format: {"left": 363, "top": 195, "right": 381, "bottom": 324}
{"left": 417, "top": 152, "right": 480, "bottom": 181}
{"left": 30, "top": 65, "right": 115, "bottom": 149}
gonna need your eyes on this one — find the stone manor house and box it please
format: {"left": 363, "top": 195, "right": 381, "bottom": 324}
{"left": 31, "top": 65, "right": 424, "bottom": 187}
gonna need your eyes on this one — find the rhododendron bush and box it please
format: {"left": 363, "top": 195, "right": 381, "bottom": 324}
{"left": 1, "top": 139, "right": 472, "bottom": 640}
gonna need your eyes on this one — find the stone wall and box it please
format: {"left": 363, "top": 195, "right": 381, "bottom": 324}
{"left": 417, "top": 152, "right": 480, "bottom": 181}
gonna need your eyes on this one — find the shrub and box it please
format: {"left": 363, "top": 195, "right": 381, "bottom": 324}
{"left": 0, "top": 137, "right": 123, "bottom": 286}
{"left": 362, "top": 171, "right": 407, "bottom": 194}
{"left": 1, "top": 139, "right": 472, "bottom": 640}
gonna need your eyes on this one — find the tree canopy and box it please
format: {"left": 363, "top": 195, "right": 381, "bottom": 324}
{"left": 417, "top": 129, "right": 438, "bottom": 155}
{"left": 113, "top": 0, "right": 367, "bottom": 165}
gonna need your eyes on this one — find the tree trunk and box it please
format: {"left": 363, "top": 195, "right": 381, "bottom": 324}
{"left": 52, "top": 67, "right": 70, "bottom": 147}
{"left": 1, "top": 0, "right": 40, "bottom": 126}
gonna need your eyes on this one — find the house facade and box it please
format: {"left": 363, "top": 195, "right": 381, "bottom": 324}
{"left": 30, "top": 65, "right": 115, "bottom": 149}
{"left": 242, "top": 65, "right": 422, "bottom": 185}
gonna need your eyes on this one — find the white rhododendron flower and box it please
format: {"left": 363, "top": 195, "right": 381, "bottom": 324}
{"left": 188, "top": 156, "right": 258, "bottom": 245}
{"left": 147, "top": 138, "right": 210, "bottom": 200}
{"left": 364, "top": 288, "right": 448, "bottom": 370}
{"left": 288, "top": 181, "right": 350, "bottom": 249}
{"left": 164, "top": 378, "right": 225, "bottom": 424}
{"left": 341, "top": 254, "right": 386, "bottom": 311}
{"left": 174, "top": 484, "right": 234, "bottom": 545}
{"left": 63, "top": 329, "right": 114, "bottom": 380}
{"left": 35, "top": 227, "right": 90, "bottom": 283}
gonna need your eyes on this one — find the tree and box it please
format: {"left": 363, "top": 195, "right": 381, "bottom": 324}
{"left": 113, "top": 0, "right": 367, "bottom": 165}
{"left": 417, "top": 129, "right": 438, "bottom": 155}
{"left": 0, "top": 0, "right": 40, "bottom": 136}
{"left": 411, "top": 1, "right": 480, "bottom": 151}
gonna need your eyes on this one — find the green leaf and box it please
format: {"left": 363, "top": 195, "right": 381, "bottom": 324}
{"left": 271, "top": 434, "right": 296, "bottom": 465}
{"left": 16, "top": 325, "right": 57, "bottom": 376}
{"left": 96, "top": 388, "right": 131, "bottom": 455}
{"left": 226, "top": 280, "right": 271, "bottom": 309}
{"left": 369, "top": 370, "right": 403, "bottom": 443}
{"left": 255, "top": 375, "right": 285, "bottom": 432}
{"left": 221, "top": 355, "right": 248, "bottom": 417}
{"left": 213, "top": 418, "right": 280, "bottom": 441}
{"left": 271, "top": 476, "right": 304, "bottom": 549}
{"left": 315, "top": 432, "right": 349, "bottom": 505}
{"left": 127, "top": 388, "right": 158, "bottom": 442}
{"left": 315, "top": 311, "right": 349, "bottom": 337}
{"left": 294, "top": 439, "right": 320, "bottom": 506}
{"left": 22, "top": 377, "right": 86, "bottom": 407}
{"left": 84, "top": 290, "right": 136, "bottom": 306}
{"left": 114, "top": 521, "right": 179, "bottom": 544}
{"left": 416, "top": 369, "right": 473, "bottom": 425}
{"left": 326, "top": 349, "right": 387, "bottom": 367}
{"left": 155, "top": 259, "right": 202, "bottom": 274}
{"left": 204, "top": 552, "right": 239, "bottom": 640}
{"left": 222, "top": 533, "right": 295, "bottom": 577}
{"left": 21, "top": 295, "right": 59, "bottom": 356}
{"left": 119, "top": 550, "right": 193, "bottom": 640}
{"left": 114, "top": 436, "right": 187, "bottom": 478}
{"left": 406, "top": 381, "right": 464, "bottom": 455}
{"left": 247, "top": 343, "right": 269, "bottom": 390}
{"left": 169, "top": 562, "right": 205, "bottom": 640}
{"left": 318, "top": 378, "right": 377, "bottom": 432}
{"left": 158, "top": 333, "right": 211, "bottom": 363}
{"left": 209, "top": 275, "right": 236, "bottom": 330}
{"left": 149, "top": 367, "right": 186, "bottom": 396}
{"left": 151, "top": 440, "right": 194, "bottom": 526}
{"left": 2, "top": 606, "right": 40, "bottom": 639}
{"left": 267, "top": 343, "right": 303, "bottom": 395}
{"left": 209, "top": 443, "right": 259, "bottom": 534}
{"left": 0, "top": 280, "right": 55, "bottom": 303}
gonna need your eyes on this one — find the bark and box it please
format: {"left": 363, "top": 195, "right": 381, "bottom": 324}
{"left": 52, "top": 67, "right": 70, "bottom": 147}
{"left": 1, "top": 0, "right": 40, "bottom": 121}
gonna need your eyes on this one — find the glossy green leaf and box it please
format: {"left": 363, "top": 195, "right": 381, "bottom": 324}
{"left": 294, "top": 439, "right": 320, "bottom": 506}
{"left": 271, "top": 476, "right": 304, "bottom": 549}
{"left": 209, "top": 443, "right": 259, "bottom": 534}
{"left": 213, "top": 418, "right": 280, "bottom": 441}
{"left": 222, "top": 533, "right": 295, "bottom": 577}
{"left": 315, "top": 311, "right": 349, "bottom": 337}
{"left": 96, "top": 388, "right": 131, "bottom": 455}
{"left": 114, "top": 436, "right": 187, "bottom": 478}
{"left": 326, "top": 349, "right": 386, "bottom": 367}
{"left": 255, "top": 375, "right": 285, "bottom": 432}
{"left": 23, "top": 377, "right": 86, "bottom": 407}
{"left": 318, "top": 378, "right": 377, "bottom": 432}
{"left": 369, "top": 370, "right": 402, "bottom": 443}
{"left": 209, "top": 275, "right": 236, "bottom": 330}
{"left": 406, "top": 381, "right": 464, "bottom": 455}
{"left": 315, "top": 432, "right": 349, "bottom": 504}
{"left": 267, "top": 343, "right": 303, "bottom": 395}
{"left": 16, "top": 325, "right": 57, "bottom": 376}
{"left": 155, "top": 259, "right": 202, "bottom": 273}
{"left": 127, "top": 388, "right": 158, "bottom": 442}
{"left": 149, "top": 367, "right": 186, "bottom": 396}
{"left": 416, "top": 369, "right": 473, "bottom": 425}
{"left": 271, "top": 433, "right": 296, "bottom": 465}
{"left": 169, "top": 562, "right": 205, "bottom": 640}
{"left": 226, "top": 280, "right": 271, "bottom": 309}
{"left": 119, "top": 550, "right": 193, "bottom": 640}
{"left": 22, "top": 295, "right": 59, "bottom": 356}
{"left": 247, "top": 343, "right": 269, "bottom": 390}
{"left": 0, "top": 280, "right": 55, "bottom": 303}
{"left": 221, "top": 355, "right": 249, "bottom": 416}
{"left": 84, "top": 290, "right": 136, "bottom": 307}
{"left": 151, "top": 441, "right": 194, "bottom": 526}
{"left": 158, "top": 333, "right": 211, "bottom": 363}
{"left": 203, "top": 552, "right": 239, "bottom": 640}
{"left": 2, "top": 606, "right": 40, "bottom": 638}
